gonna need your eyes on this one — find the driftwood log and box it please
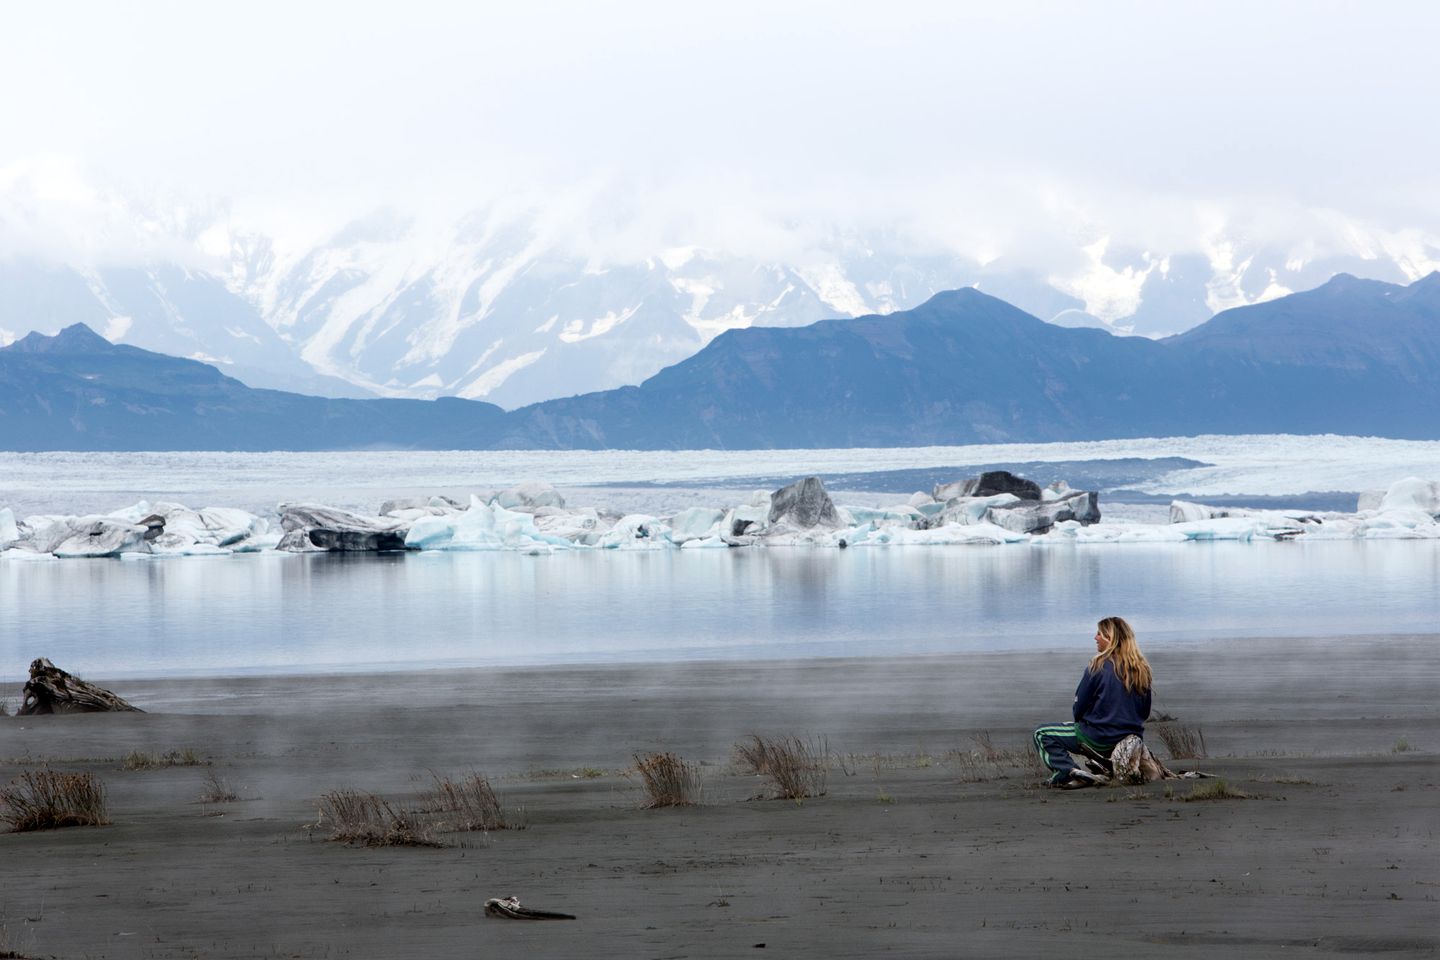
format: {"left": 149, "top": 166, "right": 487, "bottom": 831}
{"left": 483, "top": 896, "right": 576, "bottom": 920}
{"left": 17, "top": 658, "right": 143, "bottom": 715}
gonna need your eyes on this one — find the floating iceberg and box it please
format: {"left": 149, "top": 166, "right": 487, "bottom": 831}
{"left": 597, "top": 514, "right": 672, "bottom": 550}
{"left": 1, "top": 501, "right": 275, "bottom": 559}
{"left": 404, "top": 496, "right": 573, "bottom": 552}
{"left": 667, "top": 507, "right": 726, "bottom": 545}
{"left": 842, "top": 521, "right": 1029, "bottom": 546}
{"left": 0, "top": 507, "right": 18, "bottom": 547}
{"left": 4, "top": 472, "right": 1438, "bottom": 561}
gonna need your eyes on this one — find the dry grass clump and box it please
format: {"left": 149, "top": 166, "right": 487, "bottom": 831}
{"left": 1182, "top": 779, "right": 1247, "bottom": 802}
{"left": 945, "top": 736, "right": 1044, "bottom": 782}
{"left": 1392, "top": 737, "right": 1414, "bottom": 753}
{"left": 123, "top": 748, "right": 203, "bottom": 770}
{"left": 633, "top": 752, "right": 702, "bottom": 808}
{"left": 0, "top": 769, "right": 110, "bottom": 831}
{"left": 970, "top": 730, "right": 1003, "bottom": 761}
{"left": 735, "top": 734, "right": 828, "bottom": 800}
{"left": 1155, "top": 723, "right": 1207, "bottom": 760}
{"left": 425, "top": 772, "right": 520, "bottom": 830}
{"left": 317, "top": 789, "right": 443, "bottom": 847}
{"left": 198, "top": 770, "right": 239, "bottom": 805}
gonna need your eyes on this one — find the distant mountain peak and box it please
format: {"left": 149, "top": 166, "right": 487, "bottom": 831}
{"left": 4, "top": 323, "right": 114, "bottom": 354}
{"left": 1393, "top": 269, "right": 1440, "bottom": 305}
{"left": 1312, "top": 272, "right": 1396, "bottom": 297}
{"left": 908, "top": 285, "right": 1046, "bottom": 329}
{"left": 922, "top": 286, "right": 990, "bottom": 306}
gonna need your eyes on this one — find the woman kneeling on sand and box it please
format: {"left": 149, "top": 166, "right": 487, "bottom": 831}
{"left": 1033, "top": 616, "right": 1152, "bottom": 788}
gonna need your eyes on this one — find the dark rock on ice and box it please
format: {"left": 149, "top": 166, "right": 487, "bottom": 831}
{"left": 933, "top": 470, "right": 1042, "bottom": 502}
{"left": 305, "top": 528, "right": 409, "bottom": 552}
{"left": 278, "top": 503, "right": 410, "bottom": 553}
{"left": 986, "top": 490, "right": 1100, "bottom": 534}
{"left": 768, "top": 476, "right": 841, "bottom": 529}
{"left": 53, "top": 517, "right": 151, "bottom": 558}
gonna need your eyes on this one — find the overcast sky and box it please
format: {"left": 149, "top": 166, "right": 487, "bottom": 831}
{"left": 2, "top": 1, "right": 1437, "bottom": 268}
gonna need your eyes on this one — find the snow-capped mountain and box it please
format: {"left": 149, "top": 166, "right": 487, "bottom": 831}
{"left": 10, "top": 272, "right": 1440, "bottom": 451}
{"left": 2, "top": 191, "right": 1434, "bottom": 407}
{"left": 0, "top": 257, "right": 374, "bottom": 398}
{"left": 216, "top": 208, "right": 1428, "bottom": 408}
{"left": 218, "top": 211, "right": 995, "bottom": 407}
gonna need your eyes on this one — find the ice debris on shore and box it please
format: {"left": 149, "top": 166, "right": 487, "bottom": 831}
{"left": 2, "top": 474, "right": 1438, "bottom": 560}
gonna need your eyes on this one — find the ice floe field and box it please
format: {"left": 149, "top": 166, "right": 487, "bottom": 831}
{"left": 0, "top": 433, "right": 1437, "bottom": 679}
{"left": 2, "top": 434, "right": 1439, "bottom": 562}
{"left": 5, "top": 434, "right": 1440, "bottom": 514}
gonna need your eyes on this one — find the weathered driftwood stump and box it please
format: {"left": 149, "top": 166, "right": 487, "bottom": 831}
{"left": 17, "top": 658, "right": 143, "bottom": 715}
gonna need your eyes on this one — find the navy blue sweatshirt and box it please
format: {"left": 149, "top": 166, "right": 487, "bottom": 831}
{"left": 1073, "top": 659, "right": 1151, "bottom": 745}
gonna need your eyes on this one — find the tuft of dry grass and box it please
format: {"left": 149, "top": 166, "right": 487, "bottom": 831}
{"left": 735, "top": 734, "right": 828, "bottom": 801}
{"left": 944, "top": 740, "right": 1043, "bottom": 783}
{"left": 0, "top": 769, "right": 110, "bottom": 831}
{"left": 970, "top": 730, "right": 1002, "bottom": 761}
{"left": 1392, "top": 737, "right": 1414, "bottom": 753}
{"left": 198, "top": 770, "right": 239, "bottom": 805}
{"left": 425, "top": 772, "right": 520, "bottom": 830}
{"left": 316, "top": 789, "right": 443, "bottom": 847}
{"left": 1155, "top": 723, "right": 1208, "bottom": 760}
{"left": 632, "top": 752, "right": 702, "bottom": 808}
{"left": 123, "top": 748, "right": 203, "bottom": 771}
{"left": 1181, "top": 779, "right": 1247, "bottom": 802}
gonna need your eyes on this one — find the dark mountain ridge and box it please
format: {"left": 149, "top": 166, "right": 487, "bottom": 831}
{"left": 2, "top": 272, "right": 1437, "bottom": 450}
{"left": 0, "top": 324, "right": 507, "bottom": 451}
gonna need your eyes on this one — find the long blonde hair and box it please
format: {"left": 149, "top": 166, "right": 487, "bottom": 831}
{"left": 1089, "top": 616, "right": 1152, "bottom": 693}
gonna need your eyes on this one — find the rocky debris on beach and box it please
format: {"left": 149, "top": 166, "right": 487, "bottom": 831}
{"left": 17, "top": 657, "right": 143, "bottom": 715}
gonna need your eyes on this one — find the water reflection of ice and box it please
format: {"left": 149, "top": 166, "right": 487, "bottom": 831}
{"left": 2, "top": 541, "right": 1436, "bottom": 681}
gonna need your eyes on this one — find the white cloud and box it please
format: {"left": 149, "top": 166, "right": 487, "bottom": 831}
{"left": 103, "top": 315, "right": 132, "bottom": 341}
{"left": 2, "top": 4, "right": 1435, "bottom": 245}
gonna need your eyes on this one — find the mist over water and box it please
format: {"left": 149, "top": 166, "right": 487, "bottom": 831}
{"left": 3, "top": 541, "right": 1436, "bottom": 681}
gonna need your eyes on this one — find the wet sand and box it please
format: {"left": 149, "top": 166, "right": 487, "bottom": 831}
{"left": 1, "top": 637, "right": 1437, "bottom": 959}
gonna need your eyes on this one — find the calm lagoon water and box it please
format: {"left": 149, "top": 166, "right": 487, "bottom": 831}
{"left": 3, "top": 540, "right": 1437, "bottom": 680}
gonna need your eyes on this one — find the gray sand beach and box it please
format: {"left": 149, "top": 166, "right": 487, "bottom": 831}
{"left": 1, "top": 637, "right": 1436, "bottom": 959}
